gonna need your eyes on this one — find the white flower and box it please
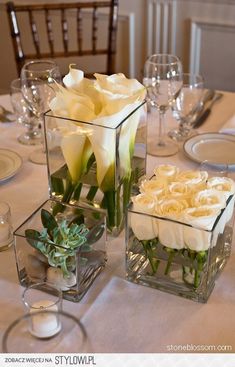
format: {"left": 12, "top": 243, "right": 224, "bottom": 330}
{"left": 154, "top": 198, "right": 188, "bottom": 220}
{"left": 176, "top": 170, "right": 208, "bottom": 191}
{"left": 49, "top": 66, "right": 146, "bottom": 193}
{"left": 94, "top": 72, "right": 146, "bottom": 115}
{"left": 183, "top": 206, "right": 221, "bottom": 230}
{"left": 130, "top": 194, "right": 156, "bottom": 240}
{"left": 139, "top": 177, "right": 167, "bottom": 198}
{"left": 183, "top": 207, "right": 221, "bottom": 251}
{"left": 154, "top": 164, "right": 179, "bottom": 182}
{"left": 207, "top": 177, "right": 235, "bottom": 224}
{"left": 60, "top": 127, "right": 92, "bottom": 183}
{"left": 207, "top": 177, "right": 235, "bottom": 200}
{"left": 154, "top": 198, "right": 188, "bottom": 249}
{"left": 191, "top": 189, "right": 226, "bottom": 210}
{"left": 168, "top": 181, "right": 191, "bottom": 200}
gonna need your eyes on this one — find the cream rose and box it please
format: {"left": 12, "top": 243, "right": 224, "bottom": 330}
{"left": 168, "top": 181, "right": 191, "bottom": 201}
{"left": 139, "top": 178, "right": 167, "bottom": 199}
{"left": 207, "top": 177, "right": 235, "bottom": 200}
{"left": 154, "top": 198, "right": 188, "bottom": 249}
{"left": 130, "top": 194, "right": 156, "bottom": 240}
{"left": 191, "top": 189, "right": 226, "bottom": 210}
{"left": 176, "top": 170, "right": 208, "bottom": 192}
{"left": 207, "top": 177, "right": 235, "bottom": 223}
{"left": 154, "top": 164, "right": 179, "bottom": 182}
{"left": 183, "top": 206, "right": 221, "bottom": 251}
{"left": 154, "top": 198, "right": 188, "bottom": 220}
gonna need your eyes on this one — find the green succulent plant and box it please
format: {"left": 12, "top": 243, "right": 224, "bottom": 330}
{"left": 25, "top": 209, "right": 91, "bottom": 277}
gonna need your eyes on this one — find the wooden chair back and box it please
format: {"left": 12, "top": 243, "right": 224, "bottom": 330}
{"left": 6, "top": 1, "right": 119, "bottom": 77}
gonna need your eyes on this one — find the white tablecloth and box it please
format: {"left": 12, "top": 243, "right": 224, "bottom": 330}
{"left": 0, "top": 92, "right": 235, "bottom": 353}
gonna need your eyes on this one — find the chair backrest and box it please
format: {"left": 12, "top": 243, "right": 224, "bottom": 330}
{"left": 6, "top": 1, "right": 119, "bottom": 77}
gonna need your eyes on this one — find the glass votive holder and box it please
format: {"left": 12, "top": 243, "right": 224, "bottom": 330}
{"left": 2, "top": 310, "right": 87, "bottom": 353}
{"left": 22, "top": 282, "right": 63, "bottom": 338}
{"left": 0, "top": 202, "right": 13, "bottom": 252}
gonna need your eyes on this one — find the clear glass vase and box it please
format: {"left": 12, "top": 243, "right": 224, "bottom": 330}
{"left": 44, "top": 101, "right": 147, "bottom": 236}
{"left": 126, "top": 195, "right": 235, "bottom": 303}
{"left": 14, "top": 199, "right": 107, "bottom": 302}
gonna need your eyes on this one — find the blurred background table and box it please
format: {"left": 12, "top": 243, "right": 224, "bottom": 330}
{"left": 0, "top": 91, "right": 235, "bottom": 353}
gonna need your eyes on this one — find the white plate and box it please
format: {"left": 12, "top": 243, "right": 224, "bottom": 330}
{"left": 183, "top": 133, "right": 235, "bottom": 168}
{"left": 0, "top": 149, "right": 23, "bottom": 182}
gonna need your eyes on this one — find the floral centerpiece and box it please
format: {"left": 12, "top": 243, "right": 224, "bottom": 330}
{"left": 44, "top": 66, "right": 147, "bottom": 236}
{"left": 126, "top": 164, "right": 235, "bottom": 302}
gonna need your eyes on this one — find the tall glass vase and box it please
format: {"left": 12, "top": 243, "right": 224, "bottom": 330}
{"left": 44, "top": 101, "right": 147, "bottom": 236}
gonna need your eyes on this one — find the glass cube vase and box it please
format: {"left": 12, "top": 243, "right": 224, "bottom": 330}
{"left": 14, "top": 200, "right": 107, "bottom": 302}
{"left": 126, "top": 195, "right": 235, "bottom": 303}
{"left": 44, "top": 101, "right": 147, "bottom": 236}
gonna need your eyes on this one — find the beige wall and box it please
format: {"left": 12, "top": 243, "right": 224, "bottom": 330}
{"left": 1, "top": 0, "right": 235, "bottom": 93}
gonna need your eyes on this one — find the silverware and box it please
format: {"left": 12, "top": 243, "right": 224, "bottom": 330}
{"left": 0, "top": 106, "right": 15, "bottom": 123}
{"left": 193, "top": 92, "right": 223, "bottom": 129}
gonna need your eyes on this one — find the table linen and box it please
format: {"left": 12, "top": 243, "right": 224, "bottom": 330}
{"left": 0, "top": 92, "right": 235, "bottom": 352}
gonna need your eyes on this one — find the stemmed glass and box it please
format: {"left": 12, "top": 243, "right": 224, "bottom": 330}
{"left": 143, "top": 54, "right": 183, "bottom": 156}
{"left": 10, "top": 78, "right": 41, "bottom": 145}
{"left": 168, "top": 73, "right": 204, "bottom": 141}
{"left": 20, "top": 60, "right": 61, "bottom": 164}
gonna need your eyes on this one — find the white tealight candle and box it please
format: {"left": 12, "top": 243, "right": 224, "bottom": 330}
{"left": 30, "top": 300, "right": 61, "bottom": 338}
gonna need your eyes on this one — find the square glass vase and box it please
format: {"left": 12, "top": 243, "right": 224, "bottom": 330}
{"left": 44, "top": 101, "right": 147, "bottom": 236}
{"left": 126, "top": 195, "right": 235, "bottom": 303}
{"left": 14, "top": 199, "right": 107, "bottom": 302}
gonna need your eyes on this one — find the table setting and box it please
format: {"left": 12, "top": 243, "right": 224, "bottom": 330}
{"left": 0, "top": 54, "right": 235, "bottom": 354}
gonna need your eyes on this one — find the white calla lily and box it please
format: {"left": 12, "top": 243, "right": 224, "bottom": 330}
{"left": 63, "top": 65, "right": 84, "bottom": 88}
{"left": 60, "top": 127, "right": 92, "bottom": 183}
{"left": 49, "top": 66, "right": 147, "bottom": 232}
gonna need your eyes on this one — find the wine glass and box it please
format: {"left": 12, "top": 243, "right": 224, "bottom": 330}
{"left": 20, "top": 60, "right": 61, "bottom": 164}
{"left": 143, "top": 54, "right": 183, "bottom": 156}
{"left": 168, "top": 73, "right": 204, "bottom": 141}
{"left": 10, "top": 78, "right": 42, "bottom": 145}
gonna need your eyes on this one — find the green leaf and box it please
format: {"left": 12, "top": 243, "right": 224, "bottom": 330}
{"left": 25, "top": 229, "right": 45, "bottom": 252}
{"left": 41, "top": 209, "right": 58, "bottom": 236}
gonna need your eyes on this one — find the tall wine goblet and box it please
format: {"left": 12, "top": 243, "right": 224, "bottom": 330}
{"left": 143, "top": 54, "right": 183, "bottom": 156}
{"left": 10, "top": 78, "right": 41, "bottom": 145}
{"left": 20, "top": 60, "right": 61, "bottom": 164}
{"left": 168, "top": 73, "right": 204, "bottom": 141}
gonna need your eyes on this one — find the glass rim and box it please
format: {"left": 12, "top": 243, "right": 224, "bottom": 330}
{"left": 127, "top": 194, "right": 234, "bottom": 233}
{"left": 44, "top": 100, "right": 146, "bottom": 130}
{"left": 22, "top": 281, "right": 63, "bottom": 309}
{"left": 2, "top": 309, "right": 87, "bottom": 353}
{"left": 21, "top": 59, "right": 60, "bottom": 74}
{"left": 146, "top": 53, "right": 181, "bottom": 66}
{"left": 180, "top": 73, "right": 204, "bottom": 87}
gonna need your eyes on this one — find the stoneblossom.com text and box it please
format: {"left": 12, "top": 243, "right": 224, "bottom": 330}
{"left": 167, "top": 344, "right": 233, "bottom": 352}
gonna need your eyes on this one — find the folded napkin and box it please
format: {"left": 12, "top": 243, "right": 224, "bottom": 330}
{"left": 220, "top": 114, "right": 235, "bottom": 135}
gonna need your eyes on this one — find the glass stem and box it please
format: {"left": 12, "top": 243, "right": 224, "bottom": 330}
{"left": 157, "top": 110, "right": 166, "bottom": 147}
{"left": 38, "top": 117, "right": 46, "bottom": 153}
